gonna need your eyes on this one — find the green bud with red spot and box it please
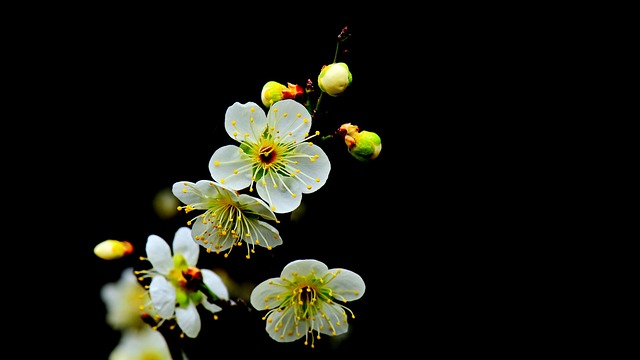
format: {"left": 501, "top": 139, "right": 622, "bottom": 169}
{"left": 260, "top": 81, "right": 303, "bottom": 107}
{"left": 337, "top": 123, "right": 382, "bottom": 162}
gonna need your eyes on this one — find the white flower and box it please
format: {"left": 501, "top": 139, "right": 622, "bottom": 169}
{"left": 101, "top": 267, "right": 154, "bottom": 331}
{"left": 109, "top": 328, "right": 174, "bottom": 360}
{"left": 250, "top": 259, "right": 365, "bottom": 347}
{"left": 139, "top": 227, "right": 229, "bottom": 338}
{"left": 209, "top": 99, "right": 331, "bottom": 214}
{"left": 172, "top": 180, "right": 282, "bottom": 259}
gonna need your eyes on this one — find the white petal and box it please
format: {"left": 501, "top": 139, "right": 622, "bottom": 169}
{"left": 224, "top": 101, "right": 267, "bottom": 142}
{"left": 236, "top": 193, "right": 277, "bottom": 221}
{"left": 172, "top": 181, "right": 201, "bottom": 205}
{"left": 197, "top": 180, "right": 237, "bottom": 201}
{"left": 172, "top": 227, "right": 199, "bottom": 266}
{"left": 318, "top": 302, "right": 350, "bottom": 336}
{"left": 149, "top": 276, "right": 176, "bottom": 318}
{"left": 146, "top": 235, "right": 173, "bottom": 274}
{"left": 209, "top": 145, "right": 253, "bottom": 190}
{"left": 265, "top": 308, "right": 304, "bottom": 342}
{"left": 256, "top": 177, "right": 303, "bottom": 214}
{"left": 201, "top": 300, "right": 222, "bottom": 314}
{"left": 293, "top": 143, "right": 331, "bottom": 194}
{"left": 268, "top": 99, "right": 311, "bottom": 141}
{"left": 175, "top": 302, "right": 201, "bottom": 338}
{"left": 327, "top": 268, "right": 366, "bottom": 301}
{"left": 250, "top": 278, "right": 283, "bottom": 311}
{"left": 245, "top": 219, "right": 282, "bottom": 249}
{"left": 281, "top": 259, "right": 328, "bottom": 279}
{"left": 201, "top": 269, "right": 229, "bottom": 300}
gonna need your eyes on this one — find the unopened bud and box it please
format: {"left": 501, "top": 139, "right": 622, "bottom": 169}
{"left": 338, "top": 123, "right": 382, "bottom": 162}
{"left": 94, "top": 240, "right": 134, "bottom": 260}
{"left": 260, "top": 81, "right": 303, "bottom": 107}
{"left": 317, "top": 62, "right": 352, "bottom": 96}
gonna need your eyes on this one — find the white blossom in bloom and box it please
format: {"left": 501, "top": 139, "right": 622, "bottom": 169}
{"left": 172, "top": 180, "right": 282, "bottom": 259}
{"left": 138, "top": 227, "right": 229, "bottom": 338}
{"left": 209, "top": 99, "right": 331, "bottom": 214}
{"left": 250, "top": 259, "right": 365, "bottom": 348}
{"left": 109, "top": 328, "right": 175, "bottom": 360}
{"left": 101, "top": 267, "right": 155, "bottom": 331}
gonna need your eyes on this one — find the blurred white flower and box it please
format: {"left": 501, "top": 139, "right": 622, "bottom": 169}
{"left": 101, "top": 267, "right": 154, "bottom": 331}
{"left": 109, "top": 328, "right": 175, "bottom": 360}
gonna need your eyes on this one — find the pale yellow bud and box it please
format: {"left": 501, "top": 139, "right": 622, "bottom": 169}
{"left": 94, "top": 240, "right": 134, "bottom": 260}
{"left": 318, "top": 62, "right": 352, "bottom": 96}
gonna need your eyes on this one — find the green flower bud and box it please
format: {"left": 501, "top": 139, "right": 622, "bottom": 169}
{"left": 317, "top": 62, "right": 352, "bottom": 96}
{"left": 260, "top": 81, "right": 303, "bottom": 107}
{"left": 337, "top": 123, "right": 382, "bottom": 162}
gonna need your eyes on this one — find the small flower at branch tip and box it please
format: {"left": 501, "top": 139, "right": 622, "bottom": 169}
{"left": 261, "top": 81, "right": 304, "bottom": 108}
{"left": 249, "top": 259, "right": 365, "bottom": 347}
{"left": 94, "top": 239, "right": 134, "bottom": 260}
{"left": 337, "top": 123, "right": 382, "bottom": 162}
{"left": 318, "top": 62, "right": 352, "bottom": 97}
{"left": 136, "top": 227, "right": 229, "bottom": 338}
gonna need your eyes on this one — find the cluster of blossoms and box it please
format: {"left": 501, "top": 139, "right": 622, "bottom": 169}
{"left": 95, "top": 26, "right": 380, "bottom": 358}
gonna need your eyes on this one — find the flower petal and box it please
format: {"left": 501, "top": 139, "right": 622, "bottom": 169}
{"left": 146, "top": 235, "right": 173, "bottom": 274}
{"left": 224, "top": 101, "right": 267, "bottom": 143}
{"left": 209, "top": 144, "right": 253, "bottom": 190}
{"left": 268, "top": 99, "right": 311, "bottom": 141}
{"left": 202, "top": 269, "right": 229, "bottom": 300}
{"left": 249, "top": 278, "right": 283, "bottom": 310}
{"left": 245, "top": 219, "right": 282, "bottom": 249}
{"left": 197, "top": 180, "right": 238, "bottom": 201}
{"left": 236, "top": 193, "right": 277, "bottom": 221}
{"left": 265, "top": 307, "right": 305, "bottom": 342}
{"left": 327, "top": 268, "right": 366, "bottom": 301}
{"left": 175, "top": 301, "right": 201, "bottom": 338}
{"left": 318, "top": 302, "right": 350, "bottom": 336}
{"left": 172, "top": 227, "right": 199, "bottom": 266}
{"left": 293, "top": 143, "right": 331, "bottom": 194}
{"left": 172, "top": 181, "right": 201, "bottom": 205}
{"left": 256, "top": 176, "right": 303, "bottom": 214}
{"left": 149, "top": 276, "right": 176, "bottom": 318}
{"left": 281, "top": 259, "right": 328, "bottom": 279}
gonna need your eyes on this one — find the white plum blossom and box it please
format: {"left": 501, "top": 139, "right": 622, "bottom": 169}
{"left": 172, "top": 180, "right": 282, "bottom": 259}
{"left": 101, "top": 267, "right": 155, "bottom": 331}
{"left": 209, "top": 99, "right": 331, "bottom": 214}
{"left": 138, "top": 227, "right": 229, "bottom": 338}
{"left": 250, "top": 259, "right": 365, "bottom": 348}
{"left": 108, "top": 327, "right": 175, "bottom": 360}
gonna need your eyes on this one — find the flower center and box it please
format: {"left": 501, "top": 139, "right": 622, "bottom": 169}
{"left": 259, "top": 145, "right": 277, "bottom": 165}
